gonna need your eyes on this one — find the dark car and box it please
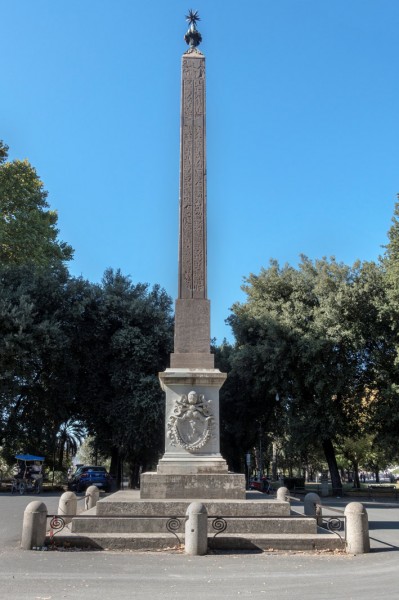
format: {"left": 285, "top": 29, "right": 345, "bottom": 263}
{"left": 68, "top": 465, "right": 112, "bottom": 493}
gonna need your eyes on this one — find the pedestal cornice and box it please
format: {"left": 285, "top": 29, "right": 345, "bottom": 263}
{"left": 159, "top": 368, "right": 227, "bottom": 389}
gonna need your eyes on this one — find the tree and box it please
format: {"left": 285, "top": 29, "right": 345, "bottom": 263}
{"left": 336, "top": 431, "right": 399, "bottom": 486}
{"left": 226, "top": 256, "right": 390, "bottom": 494}
{"left": 0, "top": 262, "right": 173, "bottom": 481}
{"left": 75, "top": 435, "right": 109, "bottom": 467}
{"left": 214, "top": 339, "right": 280, "bottom": 474}
{"left": 0, "top": 141, "right": 9, "bottom": 164}
{"left": 0, "top": 141, "right": 73, "bottom": 268}
{"left": 56, "top": 419, "right": 86, "bottom": 469}
{"left": 371, "top": 196, "right": 399, "bottom": 457}
{"left": 0, "top": 264, "right": 92, "bottom": 465}
{"left": 75, "top": 268, "right": 173, "bottom": 487}
{"left": 383, "top": 194, "right": 399, "bottom": 287}
{"left": 336, "top": 436, "right": 371, "bottom": 488}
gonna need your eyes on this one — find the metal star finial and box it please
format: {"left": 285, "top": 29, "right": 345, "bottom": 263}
{"left": 184, "top": 9, "right": 202, "bottom": 48}
{"left": 185, "top": 9, "right": 200, "bottom": 26}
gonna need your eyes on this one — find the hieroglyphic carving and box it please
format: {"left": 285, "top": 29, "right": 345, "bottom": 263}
{"left": 183, "top": 81, "right": 193, "bottom": 118}
{"left": 180, "top": 55, "right": 206, "bottom": 298}
{"left": 194, "top": 78, "right": 204, "bottom": 116}
{"left": 182, "top": 57, "right": 204, "bottom": 80}
{"left": 181, "top": 124, "right": 193, "bottom": 292}
{"left": 193, "top": 121, "right": 204, "bottom": 293}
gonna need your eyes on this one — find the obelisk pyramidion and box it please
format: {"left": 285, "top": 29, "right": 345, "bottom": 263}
{"left": 140, "top": 12, "right": 245, "bottom": 499}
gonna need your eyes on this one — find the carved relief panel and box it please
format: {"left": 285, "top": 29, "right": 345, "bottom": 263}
{"left": 167, "top": 390, "right": 215, "bottom": 452}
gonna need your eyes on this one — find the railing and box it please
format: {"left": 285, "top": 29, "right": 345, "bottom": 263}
{"left": 48, "top": 515, "right": 67, "bottom": 543}
{"left": 46, "top": 513, "right": 227, "bottom": 547}
{"left": 317, "top": 508, "right": 346, "bottom": 542}
{"left": 46, "top": 511, "right": 346, "bottom": 547}
{"left": 284, "top": 494, "right": 346, "bottom": 542}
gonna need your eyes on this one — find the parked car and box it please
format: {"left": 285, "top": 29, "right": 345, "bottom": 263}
{"left": 249, "top": 477, "right": 274, "bottom": 494}
{"left": 68, "top": 465, "right": 112, "bottom": 493}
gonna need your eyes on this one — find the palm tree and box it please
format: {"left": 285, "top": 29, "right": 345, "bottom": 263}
{"left": 56, "top": 419, "right": 86, "bottom": 469}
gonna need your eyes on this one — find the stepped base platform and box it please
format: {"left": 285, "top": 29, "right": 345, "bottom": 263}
{"left": 47, "top": 491, "right": 344, "bottom": 553}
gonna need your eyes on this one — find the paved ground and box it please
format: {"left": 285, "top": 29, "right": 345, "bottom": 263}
{"left": 0, "top": 490, "right": 398, "bottom": 600}
{"left": 291, "top": 495, "right": 399, "bottom": 552}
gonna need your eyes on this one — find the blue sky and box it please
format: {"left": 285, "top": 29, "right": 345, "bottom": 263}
{"left": 2, "top": 1, "right": 398, "bottom": 343}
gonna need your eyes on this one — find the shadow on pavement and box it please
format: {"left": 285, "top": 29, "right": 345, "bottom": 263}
{"left": 369, "top": 538, "right": 399, "bottom": 552}
{"left": 369, "top": 520, "right": 399, "bottom": 530}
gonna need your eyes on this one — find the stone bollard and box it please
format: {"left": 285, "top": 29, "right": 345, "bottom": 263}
{"left": 58, "top": 491, "right": 77, "bottom": 524}
{"left": 277, "top": 486, "right": 289, "bottom": 502}
{"left": 21, "top": 501, "right": 48, "bottom": 550}
{"left": 344, "top": 502, "right": 370, "bottom": 554}
{"left": 185, "top": 502, "right": 208, "bottom": 555}
{"left": 304, "top": 492, "right": 322, "bottom": 525}
{"left": 85, "top": 485, "right": 100, "bottom": 510}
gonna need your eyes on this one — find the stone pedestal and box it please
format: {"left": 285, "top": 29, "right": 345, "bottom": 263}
{"left": 139, "top": 368, "right": 246, "bottom": 499}
{"left": 140, "top": 473, "right": 245, "bottom": 499}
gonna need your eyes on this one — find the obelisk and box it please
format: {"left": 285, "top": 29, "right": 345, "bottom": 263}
{"left": 140, "top": 12, "right": 245, "bottom": 499}
{"left": 170, "top": 12, "right": 213, "bottom": 371}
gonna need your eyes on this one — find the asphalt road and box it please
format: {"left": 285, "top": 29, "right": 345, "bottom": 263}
{"left": 0, "top": 491, "right": 398, "bottom": 600}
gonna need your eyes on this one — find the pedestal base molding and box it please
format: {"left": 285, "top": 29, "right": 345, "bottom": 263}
{"left": 140, "top": 472, "right": 246, "bottom": 499}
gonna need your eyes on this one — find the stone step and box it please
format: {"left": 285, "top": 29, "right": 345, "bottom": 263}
{"left": 48, "top": 530, "right": 343, "bottom": 552}
{"left": 71, "top": 515, "right": 317, "bottom": 535}
{"left": 95, "top": 492, "right": 290, "bottom": 518}
{"left": 209, "top": 533, "right": 344, "bottom": 552}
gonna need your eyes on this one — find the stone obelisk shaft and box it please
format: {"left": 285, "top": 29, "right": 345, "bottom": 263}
{"left": 170, "top": 50, "right": 214, "bottom": 369}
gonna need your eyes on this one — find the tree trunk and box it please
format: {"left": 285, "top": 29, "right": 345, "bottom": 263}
{"left": 322, "top": 438, "right": 342, "bottom": 495}
{"left": 109, "top": 447, "right": 118, "bottom": 479}
{"left": 271, "top": 442, "right": 278, "bottom": 480}
{"left": 353, "top": 461, "right": 360, "bottom": 489}
{"left": 128, "top": 462, "right": 140, "bottom": 489}
{"left": 109, "top": 447, "right": 123, "bottom": 490}
{"left": 57, "top": 443, "right": 64, "bottom": 471}
{"left": 223, "top": 443, "right": 244, "bottom": 474}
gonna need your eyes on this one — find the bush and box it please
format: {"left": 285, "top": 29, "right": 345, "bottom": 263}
{"left": 45, "top": 470, "right": 67, "bottom": 485}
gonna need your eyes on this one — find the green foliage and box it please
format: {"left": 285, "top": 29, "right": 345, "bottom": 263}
{"left": 0, "top": 264, "right": 93, "bottom": 464}
{"left": 383, "top": 195, "right": 399, "bottom": 284}
{"left": 0, "top": 264, "right": 173, "bottom": 477}
{"left": 370, "top": 199, "right": 399, "bottom": 449}
{"left": 56, "top": 419, "right": 87, "bottom": 469}
{"left": 75, "top": 435, "right": 110, "bottom": 468}
{"left": 225, "top": 256, "right": 397, "bottom": 491}
{"left": 74, "top": 268, "right": 173, "bottom": 482}
{"left": 0, "top": 142, "right": 73, "bottom": 268}
{"left": 336, "top": 433, "right": 399, "bottom": 486}
{"left": 214, "top": 341, "right": 256, "bottom": 471}
{"left": 0, "top": 141, "right": 9, "bottom": 164}
{"left": 50, "top": 470, "right": 68, "bottom": 485}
